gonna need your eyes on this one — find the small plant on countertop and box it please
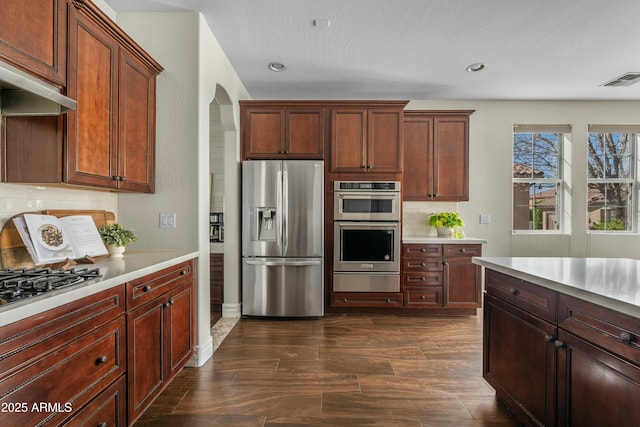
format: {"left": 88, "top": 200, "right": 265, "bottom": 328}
{"left": 98, "top": 223, "right": 138, "bottom": 247}
{"left": 429, "top": 211, "right": 465, "bottom": 238}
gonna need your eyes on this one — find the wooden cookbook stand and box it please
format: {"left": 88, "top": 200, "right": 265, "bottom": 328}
{"left": 0, "top": 210, "right": 115, "bottom": 269}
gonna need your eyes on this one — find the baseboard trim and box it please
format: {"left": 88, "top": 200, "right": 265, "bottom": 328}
{"left": 187, "top": 334, "right": 213, "bottom": 367}
{"left": 222, "top": 302, "right": 241, "bottom": 318}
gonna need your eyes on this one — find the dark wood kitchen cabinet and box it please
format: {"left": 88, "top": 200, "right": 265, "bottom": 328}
{"left": 330, "top": 103, "right": 406, "bottom": 173}
{"left": 0, "top": 0, "right": 67, "bottom": 86}
{"left": 0, "top": 286, "right": 127, "bottom": 427}
{"left": 126, "top": 260, "right": 195, "bottom": 424}
{"left": 401, "top": 243, "right": 482, "bottom": 311}
{"left": 484, "top": 268, "right": 640, "bottom": 427}
{"left": 240, "top": 102, "right": 325, "bottom": 159}
{"left": 1, "top": 0, "right": 163, "bottom": 193}
{"left": 403, "top": 111, "right": 474, "bottom": 201}
{"left": 67, "top": 0, "right": 162, "bottom": 192}
{"left": 483, "top": 271, "right": 558, "bottom": 427}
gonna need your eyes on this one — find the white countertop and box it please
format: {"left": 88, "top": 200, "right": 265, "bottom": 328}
{"left": 0, "top": 250, "right": 199, "bottom": 326}
{"left": 473, "top": 257, "right": 640, "bottom": 319}
{"left": 403, "top": 236, "right": 487, "bottom": 244}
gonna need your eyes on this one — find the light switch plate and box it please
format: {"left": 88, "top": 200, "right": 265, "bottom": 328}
{"left": 479, "top": 213, "right": 490, "bottom": 224}
{"left": 160, "top": 213, "right": 176, "bottom": 229}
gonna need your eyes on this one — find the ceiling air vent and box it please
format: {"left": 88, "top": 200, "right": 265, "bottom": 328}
{"left": 602, "top": 72, "right": 640, "bottom": 87}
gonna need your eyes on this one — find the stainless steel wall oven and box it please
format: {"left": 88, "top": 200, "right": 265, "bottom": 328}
{"left": 333, "top": 181, "right": 401, "bottom": 293}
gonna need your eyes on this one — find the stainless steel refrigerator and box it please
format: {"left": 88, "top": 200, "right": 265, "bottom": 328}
{"left": 241, "top": 160, "right": 324, "bottom": 317}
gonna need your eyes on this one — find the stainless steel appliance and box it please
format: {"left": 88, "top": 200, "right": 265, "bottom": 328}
{"left": 242, "top": 160, "right": 324, "bottom": 317}
{"left": 333, "top": 181, "right": 401, "bottom": 293}
{"left": 0, "top": 267, "right": 101, "bottom": 305}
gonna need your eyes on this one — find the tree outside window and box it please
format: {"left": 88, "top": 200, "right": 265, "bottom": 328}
{"left": 587, "top": 126, "right": 638, "bottom": 232}
{"left": 512, "top": 125, "right": 567, "bottom": 232}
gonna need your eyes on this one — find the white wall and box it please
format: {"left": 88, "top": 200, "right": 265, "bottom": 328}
{"left": 404, "top": 100, "right": 640, "bottom": 259}
{"left": 113, "top": 11, "right": 248, "bottom": 365}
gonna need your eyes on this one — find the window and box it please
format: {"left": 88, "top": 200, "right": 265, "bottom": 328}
{"left": 587, "top": 125, "right": 640, "bottom": 232}
{"left": 512, "top": 125, "right": 569, "bottom": 232}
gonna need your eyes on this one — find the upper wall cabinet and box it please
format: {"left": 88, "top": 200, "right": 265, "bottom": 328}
{"left": 403, "top": 111, "right": 474, "bottom": 201}
{"left": 0, "top": 0, "right": 67, "bottom": 86}
{"left": 1, "top": 0, "right": 163, "bottom": 193}
{"left": 330, "top": 102, "right": 407, "bottom": 173}
{"left": 66, "top": 0, "right": 163, "bottom": 192}
{"left": 240, "top": 102, "right": 325, "bottom": 159}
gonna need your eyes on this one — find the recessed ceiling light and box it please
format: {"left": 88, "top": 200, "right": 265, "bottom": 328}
{"left": 268, "top": 62, "right": 286, "bottom": 72}
{"left": 466, "top": 63, "right": 486, "bottom": 72}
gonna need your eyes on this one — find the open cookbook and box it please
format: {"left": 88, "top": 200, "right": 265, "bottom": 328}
{"left": 13, "top": 214, "right": 108, "bottom": 265}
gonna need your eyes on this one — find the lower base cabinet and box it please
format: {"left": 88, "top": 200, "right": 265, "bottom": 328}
{"left": 484, "top": 269, "right": 640, "bottom": 427}
{"left": 126, "top": 260, "right": 195, "bottom": 424}
{"left": 0, "top": 259, "right": 195, "bottom": 427}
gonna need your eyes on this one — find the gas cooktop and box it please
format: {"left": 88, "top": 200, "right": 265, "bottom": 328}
{"left": 0, "top": 267, "right": 101, "bottom": 305}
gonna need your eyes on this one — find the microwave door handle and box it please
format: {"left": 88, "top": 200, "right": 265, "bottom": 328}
{"left": 337, "top": 222, "right": 399, "bottom": 227}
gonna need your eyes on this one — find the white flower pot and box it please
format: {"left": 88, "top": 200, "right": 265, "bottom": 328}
{"left": 436, "top": 226, "right": 453, "bottom": 237}
{"left": 107, "top": 245, "right": 125, "bottom": 257}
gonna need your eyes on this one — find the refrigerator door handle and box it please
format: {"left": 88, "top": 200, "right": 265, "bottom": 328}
{"left": 245, "top": 259, "right": 322, "bottom": 267}
{"left": 276, "top": 168, "right": 283, "bottom": 254}
{"left": 282, "top": 167, "right": 289, "bottom": 255}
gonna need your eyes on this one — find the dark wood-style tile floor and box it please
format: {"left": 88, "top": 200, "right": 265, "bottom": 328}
{"left": 134, "top": 313, "right": 523, "bottom": 427}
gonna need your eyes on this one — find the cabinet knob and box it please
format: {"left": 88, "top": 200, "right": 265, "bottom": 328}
{"left": 420, "top": 295, "right": 426, "bottom": 300}
{"left": 343, "top": 298, "right": 348, "bottom": 302}
{"left": 180, "top": 270, "right": 187, "bottom": 276}
{"left": 420, "top": 262, "right": 426, "bottom": 267}
{"left": 421, "top": 277, "right": 426, "bottom": 281}
{"left": 96, "top": 355, "right": 108, "bottom": 365}
{"left": 111, "top": 175, "right": 119, "bottom": 181}
{"left": 420, "top": 248, "right": 426, "bottom": 253}
{"left": 620, "top": 332, "right": 632, "bottom": 344}
{"left": 386, "top": 298, "right": 391, "bottom": 303}
{"left": 509, "top": 288, "right": 518, "bottom": 296}
{"left": 120, "top": 176, "right": 127, "bottom": 182}
{"left": 143, "top": 285, "right": 151, "bottom": 292}
{"left": 544, "top": 334, "right": 554, "bottom": 342}
{"left": 97, "top": 423, "right": 108, "bottom": 427}
{"left": 460, "top": 248, "right": 466, "bottom": 253}
{"left": 554, "top": 340, "right": 565, "bottom": 348}
{"left": 164, "top": 300, "right": 174, "bottom": 308}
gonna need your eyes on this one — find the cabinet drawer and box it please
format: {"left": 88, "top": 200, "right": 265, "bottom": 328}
{"left": 0, "top": 316, "right": 126, "bottom": 427}
{"left": 61, "top": 375, "right": 126, "bottom": 427}
{"left": 127, "top": 260, "right": 194, "bottom": 309}
{"left": 405, "top": 286, "right": 443, "bottom": 308}
{"left": 485, "top": 269, "right": 557, "bottom": 323}
{"left": 403, "top": 244, "right": 442, "bottom": 257}
{"left": 331, "top": 292, "right": 403, "bottom": 308}
{"left": 559, "top": 294, "right": 640, "bottom": 364}
{"left": 402, "top": 258, "right": 442, "bottom": 272}
{"left": 443, "top": 244, "right": 481, "bottom": 257}
{"left": 403, "top": 271, "right": 442, "bottom": 286}
{"left": 0, "top": 286, "right": 124, "bottom": 378}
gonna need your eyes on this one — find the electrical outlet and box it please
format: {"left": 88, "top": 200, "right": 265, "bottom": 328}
{"left": 160, "top": 213, "right": 176, "bottom": 229}
{"left": 479, "top": 213, "right": 491, "bottom": 224}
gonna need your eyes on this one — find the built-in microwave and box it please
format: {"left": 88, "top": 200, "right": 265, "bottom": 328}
{"left": 333, "top": 181, "right": 400, "bottom": 221}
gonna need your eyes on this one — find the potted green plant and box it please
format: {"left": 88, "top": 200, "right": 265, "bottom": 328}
{"left": 429, "top": 211, "right": 464, "bottom": 237}
{"left": 98, "top": 223, "right": 138, "bottom": 257}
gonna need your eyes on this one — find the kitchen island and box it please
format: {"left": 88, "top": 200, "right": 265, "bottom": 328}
{"left": 474, "top": 257, "right": 640, "bottom": 427}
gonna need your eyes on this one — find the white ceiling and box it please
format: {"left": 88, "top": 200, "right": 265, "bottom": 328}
{"left": 104, "top": 0, "right": 640, "bottom": 101}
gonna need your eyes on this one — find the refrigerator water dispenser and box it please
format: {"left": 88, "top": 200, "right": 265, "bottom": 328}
{"left": 250, "top": 207, "right": 277, "bottom": 241}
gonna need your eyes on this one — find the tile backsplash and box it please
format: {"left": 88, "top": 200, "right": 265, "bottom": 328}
{"left": 402, "top": 201, "right": 459, "bottom": 237}
{"left": 0, "top": 183, "right": 118, "bottom": 228}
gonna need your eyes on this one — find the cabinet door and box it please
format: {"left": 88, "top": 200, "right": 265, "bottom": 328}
{"left": 367, "top": 109, "right": 403, "bottom": 172}
{"left": 0, "top": 0, "right": 67, "bottom": 85}
{"left": 433, "top": 116, "right": 469, "bottom": 201}
{"left": 484, "top": 294, "right": 556, "bottom": 427}
{"left": 556, "top": 330, "right": 640, "bottom": 427}
{"left": 165, "top": 282, "right": 195, "bottom": 378}
{"left": 67, "top": 7, "right": 119, "bottom": 189}
{"left": 330, "top": 108, "right": 367, "bottom": 172}
{"left": 128, "top": 296, "right": 165, "bottom": 423}
{"left": 444, "top": 256, "right": 482, "bottom": 308}
{"left": 242, "top": 108, "right": 285, "bottom": 158}
{"left": 403, "top": 115, "right": 432, "bottom": 200}
{"left": 118, "top": 49, "right": 156, "bottom": 192}
{"left": 285, "top": 108, "right": 324, "bottom": 158}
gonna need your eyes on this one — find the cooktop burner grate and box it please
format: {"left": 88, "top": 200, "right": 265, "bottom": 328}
{"left": 0, "top": 267, "right": 101, "bottom": 305}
